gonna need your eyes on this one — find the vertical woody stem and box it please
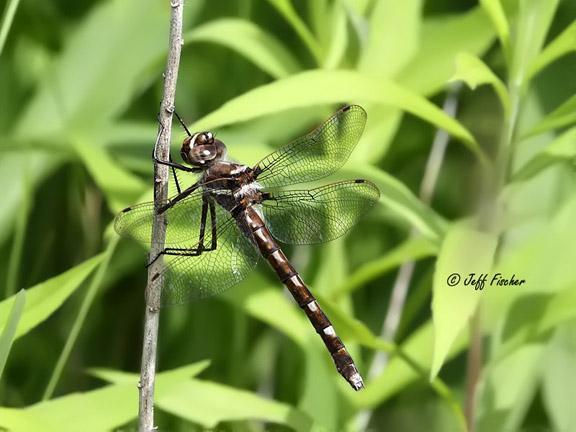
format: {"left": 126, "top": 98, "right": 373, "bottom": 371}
{"left": 139, "top": 1, "right": 184, "bottom": 431}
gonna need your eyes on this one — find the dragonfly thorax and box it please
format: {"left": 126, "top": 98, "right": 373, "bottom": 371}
{"left": 181, "top": 131, "right": 227, "bottom": 168}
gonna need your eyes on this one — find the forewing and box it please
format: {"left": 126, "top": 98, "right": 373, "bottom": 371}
{"left": 262, "top": 180, "right": 380, "bottom": 244}
{"left": 114, "top": 189, "right": 205, "bottom": 247}
{"left": 168, "top": 166, "right": 199, "bottom": 196}
{"left": 158, "top": 206, "right": 260, "bottom": 306}
{"left": 254, "top": 105, "right": 367, "bottom": 188}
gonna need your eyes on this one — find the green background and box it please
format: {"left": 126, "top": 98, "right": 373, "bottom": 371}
{"left": 0, "top": 0, "right": 575, "bottom": 430}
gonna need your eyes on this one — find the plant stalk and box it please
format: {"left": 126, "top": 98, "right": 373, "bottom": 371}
{"left": 356, "top": 85, "right": 461, "bottom": 431}
{"left": 138, "top": 1, "right": 184, "bottom": 430}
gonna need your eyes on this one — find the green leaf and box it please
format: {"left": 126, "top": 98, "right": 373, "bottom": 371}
{"left": 0, "top": 254, "right": 103, "bottom": 339}
{"left": 451, "top": 52, "right": 509, "bottom": 113}
{"left": 94, "top": 360, "right": 314, "bottom": 431}
{"left": 479, "top": 0, "right": 510, "bottom": 54}
{"left": 539, "top": 288, "right": 576, "bottom": 335}
{"left": 399, "top": 7, "right": 495, "bottom": 96}
{"left": 529, "top": 20, "right": 576, "bottom": 79}
{"left": 476, "top": 344, "right": 545, "bottom": 432}
{"left": 265, "top": 0, "right": 321, "bottom": 62}
{"left": 334, "top": 236, "right": 438, "bottom": 298}
{"left": 485, "top": 286, "right": 576, "bottom": 365}
{"left": 298, "top": 340, "right": 339, "bottom": 430}
{"left": 0, "top": 0, "right": 23, "bottom": 58}
{"left": 512, "top": 127, "right": 576, "bottom": 182}
{"left": 313, "top": 240, "right": 347, "bottom": 296}
{"left": 89, "top": 361, "right": 211, "bottom": 385}
{"left": 322, "top": 4, "right": 348, "bottom": 69}
{"left": 523, "top": 95, "right": 576, "bottom": 138}
{"left": 72, "top": 137, "right": 147, "bottom": 211}
{"left": 0, "top": 362, "right": 210, "bottom": 432}
{"left": 350, "top": 321, "right": 468, "bottom": 409}
{"left": 358, "top": 0, "right": 422, "bottom": 77}
{"left": 510, "top": 0, "right": 560, "bottom": 88}
{"left": 542, "top": 322, "right": 576, "bottom": 432}
{"left": 156, "top": 380, "right": 313, "bottom": 430}
{"left": 431, "top": 222, "right": 497, "bottom": 379}
{"left": 191, "top": 69, "right": 483, "bottom": 161}
{"left": 483, "top": 196, "right": 576, "bottom": 333}
{"left": 1, "top": 0, "right": 168, "bottom": 246}
{"left": 15, "top": 0, "right": 169, "bottom": 138}
{"left": 184, "top": 18, "right": 301, "bottom": 79}
{"left": 223, "top": 275, "right": 309, "bottom": 347}
{"left": 0, "top": 289, "right": 25, "bottom": 379}
{"left": 341, "top": 165, "right": 447, "bottom": 242}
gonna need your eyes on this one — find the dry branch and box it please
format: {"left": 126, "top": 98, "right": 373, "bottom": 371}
{"left": 139, "top": 1, "right": 184, "bottom": 431}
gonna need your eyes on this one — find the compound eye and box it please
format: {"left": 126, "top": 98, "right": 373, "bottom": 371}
{"left": 196, "top": 132, "right": 214, "bottom": 145}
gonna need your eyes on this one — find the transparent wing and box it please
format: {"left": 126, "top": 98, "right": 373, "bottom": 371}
{"left": 114, "top": 188, "right": 205, "bottom": 247}
{"left": 254, "top": 105, "right": 367, "bottom": 188}
{"left": 168, "top": 166, "right": 199, "bottom": 196}
{"left": 158, "top": 206, "right": 260, "bottom": 306}
{"left": 261, "top": 180, "right": 380, "bottom": 244}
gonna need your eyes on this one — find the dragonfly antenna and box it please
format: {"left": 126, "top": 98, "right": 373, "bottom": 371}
{"left": 174, "top": 110, "right": 192, "bottom": 137}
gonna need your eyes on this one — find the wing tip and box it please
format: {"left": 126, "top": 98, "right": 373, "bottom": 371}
{"left": 341, "top": 104, "right": 367, "bottom": 117}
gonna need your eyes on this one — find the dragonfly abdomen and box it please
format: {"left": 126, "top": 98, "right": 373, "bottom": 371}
{"left": 243, "top": 206, "right": 364, "bottom": 390}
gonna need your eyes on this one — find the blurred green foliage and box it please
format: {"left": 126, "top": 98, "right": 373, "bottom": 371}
{"left": 0, "top": 0, "right": 575, "bottom": 431}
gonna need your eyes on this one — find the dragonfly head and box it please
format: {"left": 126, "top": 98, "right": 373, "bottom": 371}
{"left": 181, "top": 131, "right": 227, "bottom": 168}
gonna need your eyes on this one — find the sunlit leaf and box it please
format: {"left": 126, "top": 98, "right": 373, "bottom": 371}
{"left": 358, "top": 0, "right": 422, "bottom": 77}
{"left": 476, "top": 344, "right": 544, "bottom": 432}
{"left": 340, "top": 165, "right": 447, "bottom": 241}
{"left": 399, "top": 7, "right": 495, "bottom": 96}
{"left": 15, "top": 0, "right": 168, "bottom": 138}
{"left": 72, "top": 137, "right": 147, "bottom": 211}
{"left": 157, "top": 380, "right": 313, "bottom": 430}
{"left": 431, "top": 222, "right": 497, "bottom": 379}
{"left": 513, "top": 127, "right": 576, "bottom": 182}
{"left": 529, "top": 20, "right": 576, "bottom": 79}
{"left": 315, "top": 296, "right": 465, "bottom": 428}
{"left": 223, "top": 274, "right": 309, "bottom": 347}
{"left": 184, "top": 18, "right": 301, "bottom": 79}
{"left": 1, "top": 0, "right": 168, "bottom": 246}
{"left": 523, "top": 95, "right": 576, "bottom": 138}
{"left": 542, "top": 322, "right": 576, "bottom": 432}
{"left": 0, "top": 362, "right": 213, "bottom": 432}
{"left": 0, "top": 0, "right": 23, "bottom": 58}
{"left": 0, "top": 254, "right": 102, "bottom": 339}
{"left": 510, "top": 0, "right": 560, "bottom": 88}
{"left": 265, "top": 0, "right": 321, "bottom": 62}
{"left": 334, "top": 236, "right": 438, "bottom": 298}
{"left": 451, "top": 52, "right": 509, "bottom": 113}
{"left": 89, "top": 361, "right": 211, "bottom": 385}
{"left": 0, "top": 289, "right": 25, "bottom": 379}
{"left": 350, "top": 322, "right": 468, "bottom": 408}
{"left": 484, "top": 196, "right": 576, "bottom": 331}
{"left": 322, "top": 4, "right": 348, "bottom": 69}
{"left": 299, "top": 340, "right": 339, "bottom": 430}
{"left": 93, "top": 360, "right": 314, "bottom": 431}
{"left": 191, "top": 69, "right": 483, "bottom": 161}
{"left": 479, "top": 0, "right": 510, "bottom": 54}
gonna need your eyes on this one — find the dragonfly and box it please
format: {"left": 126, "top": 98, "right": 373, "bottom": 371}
{"left": 114, "top": 105, "right": 380, "bottom": 390}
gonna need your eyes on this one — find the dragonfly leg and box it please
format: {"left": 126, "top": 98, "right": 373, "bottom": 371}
{"left": 170, "top": 161, "right": 182, "bottom": 194}
{"left": 195, "top": 196, "right": 209, "bottom": 250}
{"left": 152, "top": 112, "right": 199, "bottom": 173}
{"left": 208, "top": 198, "right": 217, "bottom": 250}
{"left": 157, "top": 181, "right": 200, "bottom": 215}
{"left": 146, "top": 196, "right": 218, "bottom": 267}
{"left": 190, "top": 195, "right": 217, "bottom": 252}
{"left": 146, "top": 245, "right": 207, "bottom": 268}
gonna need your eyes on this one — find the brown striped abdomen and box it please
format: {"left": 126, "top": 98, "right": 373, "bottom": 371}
{"left": 243, "top": 206, "right": 364, "bottom": 390}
